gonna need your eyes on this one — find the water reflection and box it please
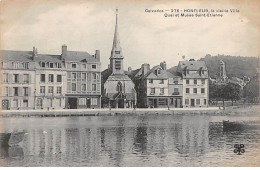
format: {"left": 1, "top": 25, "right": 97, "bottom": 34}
{"left": 1, "top": 115, "right": 260, "bottom": 166}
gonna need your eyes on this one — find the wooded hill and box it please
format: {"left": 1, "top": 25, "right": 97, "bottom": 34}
{"left": 168, "top": 55, "right": 259, "bottom": 78}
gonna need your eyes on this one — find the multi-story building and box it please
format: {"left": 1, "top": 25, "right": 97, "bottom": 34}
{"left": 177, "top": 60, "right": 209, "bottom": 107}
{"left": 63, "top": 45, "right": 101, "bottom": 109}
{"left": 33, "top": 47, "right": 67, "bottom": 110}
{"left": 1, "top": 50, "right": 35, "bottom": 110}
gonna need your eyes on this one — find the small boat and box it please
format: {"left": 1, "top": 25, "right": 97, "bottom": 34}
{"left": 0, "top": 132, "right": 25, "bottom": 146}
{"left": 223, "top": 120, "right": 245, "bottom": 131}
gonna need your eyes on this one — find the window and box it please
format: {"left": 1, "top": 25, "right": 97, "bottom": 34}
{"left": 158, "top": 98, "right": 167, "bottom": 105}
{"left": 13, "top": 87, "right": 19, "bottom": 96}
{"left": 23, "top": 87, "right": 29, "bottom": 96}
{"left": 201, "top": 88, "right": 205, "bottom": 94}
{"left": 47, "top": 99, "right": 52, "bottom": 107}
{"left": 13, "top": 99, "right": 18, "bottom": 107}
{"left": 92, "top": 84, "right": 97, "bottom": 91}
{"left": 116, "top": 82, "right": 122, "bottom": 92}
{"left": 40, "top": 86, "right": 45, "bottom": 94}
{"left": 92, "top": 73, "right": 97, "bottom": 80}
{"left": 41, "top": 74, "right": 45, "bottom": 82}
{"left": 23, "top": 74, "right": 29, "bottom": 83}
{"left": 82, "top": 84, "right": 86, "bottom": 91}
{"left": 23, "top": 62, "right": 29, "bottom": 69}
{"left": 48, "top": 74, "right": 54, "bottom": 82}
{"left": 193, "top": 88, "right": 197, "bottom": 94}
{"left": 204, "top": 99, "right": 207, "bottom": 105}
{"left": 187, "top": 69, "right": 189, "bottom": 74}
{"left": 149, "top": 79, "right": 153, "bottom": 84}
{"left": 57, "top": 98, "right": 62, "bottom": 107}
{"left": 115, "top": 51, "right": 120, "bottom": 54}
{"left": 196, "top": 99, "right": 200, "bottom": 105}
{"left": 72, "top": 83, "right": 76, "bottom": 91}
{"left": 186, "top": 88, "right": 189, "bottom": 94}
{"left": 115, "top": 61, "right": 121, "bottom": 70}
{"left": 174, "top": 88, "right": 178, "bottom": 93}
{"left": 49, "top": 63, "right": 54, "bottom": 68}
{"left": 92, "top": 65, "right": 97, "bottom": 69}
{"left": 82, "top": 64, "right": 86, "bottom": 69}
{"left": 157, "top": 69, "right": 161, "bottom": 75}
{"left": 5, "top": 87, "right": 8, "bottom": 96}
{"left": 185, "top": 99, "right": 189, "bottom": 105}
{"left": 194, "top": 79, "right": 197, "bottom": 84}
{"left": 151, "top": 88, "right": 155, "bottom": 94}
{"left": 202, "top": 79, "right": 205, "bottom": 85}
{"left": 186, "top": 79, "right": 189, "bottom": 84}
{"left": 2, "top": 62, "right": 8, "bottom": 68}
{"left": 170, "top": 98, "right": 174, "bottom": 105}
{"left": 48, "top": 86, "right": 54, "bottom": 94}
{"left": 174, "top": 80, "right": 178, "bottom": 84}
{"left": 57, "top": 75, "right": 62, "bottom": 83}
{"left": 57, "top": 63, "right": 62, "bottom": 68}
{"left": 41, "top": 62, "right": 46, "bottom": 68}
{"left": 82, "top": 73, "right": 86, "bottom": 79}
{"left": 23, "top": 100, "right": 28, "bottom": 107}
{"left": 3, "top": 73, "right": 8, "bottom": 83}
{"left": 72, "top": 63, "right": 77, "bottom": 69}
{"left": 79, "top": 98, "right": 86, "bottom": 105}
{"left": 91, "top": 98, "right": 98, "bottom": 105}
{"left": 13, "top": 62, "right": 19, "bottom": 69}
{"left": 57, "top": 87, "right": 62, "bottom": 94}
{"left": 14, "top": 74, "right": 19, "bottom": 83}
{"left": 159, "top": 79, "right": 164, "bottom": 84}
{"left": 202, "top": 70, "right": 205, "bottom": 74}
{"left": 72, "top": 73, "right": 77, "bottom": 79}
{"left": 160, "top": 88, "right": 164, "bottom": 94}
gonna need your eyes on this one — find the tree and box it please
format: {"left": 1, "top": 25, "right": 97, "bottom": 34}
{"left": 243, "top": 80, "right": 259, "bottom": 103}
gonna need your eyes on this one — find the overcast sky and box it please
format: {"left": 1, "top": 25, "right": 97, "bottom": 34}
{"left": 1, "top": 0, "right": 259, "bottom": 70}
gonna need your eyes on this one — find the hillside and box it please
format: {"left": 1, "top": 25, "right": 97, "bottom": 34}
{"left": 168, "top": 55, "right": 259, "bottom": 78}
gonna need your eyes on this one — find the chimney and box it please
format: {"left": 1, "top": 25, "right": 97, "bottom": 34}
{"left": 128, "top": 67, "right": 132, "bottom": 72}
{"left": 108, "top": 64, "right": 110, "bottom": 69}
{"left": 160, "top": 61, "right": 167, "bottom": 70}
{"left": 141, "top": 63, "right": 150, "bottom": 76}
{"left": 95, "top": 50, "right": 100, "bottom": 61}
{"left": 32, "top": 46, "right": 38, "bottom": 60}
{"left": 61, "top": 44, "right": 67, "bottom": 59}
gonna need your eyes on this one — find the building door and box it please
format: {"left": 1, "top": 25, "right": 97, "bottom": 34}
{"left": 87, "top": 98, "right": 91, "bottom": 108}
{"left": 2, "top": 100, "right": 9, "bottom": 110}
{"left": 154, "top": 99, "right": 158, "bottom": 108}
{"left": 68, "top": 98, "right": 77, "bottom": 109}
{"left": 191, "top": 99, "right": 195, "bottom": 107}
{"left": 36, "top": 98, "right": 43, "bottom": 109}
{"left": 118, "top": 99, "right": 124, "bottom": 108}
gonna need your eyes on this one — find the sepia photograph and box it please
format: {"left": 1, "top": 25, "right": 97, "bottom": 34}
{"left": 0, "top": 0, "right": 259, "bottom": 167}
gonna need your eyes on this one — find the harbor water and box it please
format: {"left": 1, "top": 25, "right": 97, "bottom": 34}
{"left": 0, "top": 114, "right": 260, "bottom": 166}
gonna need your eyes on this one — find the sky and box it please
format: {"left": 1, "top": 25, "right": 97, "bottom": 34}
{"left": 0, "top": 0, "right": 260, "bottom": 70}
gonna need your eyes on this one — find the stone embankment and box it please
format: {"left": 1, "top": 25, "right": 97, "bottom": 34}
{"left": 0, "top": 105, "right": 258, "bottom": 117}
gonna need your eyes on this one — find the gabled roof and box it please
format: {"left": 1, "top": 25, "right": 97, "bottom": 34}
{"left": 144, "top": 65, "right": 168, "bottom": 79}
{"left": 178, "top": 61, "right": 207, "bottom": 71}
{"left": 0, "top": 50, "right": 33, "bottom": 62}
{"left": 64, "top": 51, "right": 99, "bottom": 62}
{"left": 107, "top": 74, "right": 132, "bottom": 81}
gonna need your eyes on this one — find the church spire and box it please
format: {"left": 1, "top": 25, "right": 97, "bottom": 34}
{"left": 110, "top": 9, "right": 123, "bottom": 59}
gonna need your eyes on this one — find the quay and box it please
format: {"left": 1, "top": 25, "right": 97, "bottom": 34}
{"left": 0, "top": 106, "right": 257, "bottom": 117}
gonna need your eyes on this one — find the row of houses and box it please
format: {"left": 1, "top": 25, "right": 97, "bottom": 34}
{"left": 0, "top": 10, "right": 209, "bottom": 110}
{"left": 0, "top": 45, "right": 102, "bottom": 110}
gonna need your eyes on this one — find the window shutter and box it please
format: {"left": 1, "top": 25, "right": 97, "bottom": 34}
{"left": 77, "top": 82, "right": 81, "bottom": 92}
{"left": 19, "top": 87, "right": 23, "bottom": 96}
{"left": 19, "top": 74, "right": 22, "bottom": 83}
{"left": 77, "top": 72, "right": 81, "bottom": 79}
{"left": 9, "top": 74, "right": 12, "bottom": 83}
{"left": 9, "top": 87, "right": 12, "bottom": 96}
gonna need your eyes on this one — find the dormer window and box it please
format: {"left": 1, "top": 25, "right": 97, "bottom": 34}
{"left": 57, "top": 63, "right": 62, "bottom": 68}
{"left": 23, "top": 62, "right": 29, "bottom": 69}
{"left": 202, "top": 70, "right": 205, "bottom": 74}
{"left": 159, "top": 79, "right": 164, "bottom": 84}
{"left": 92, "top": 64, "right": 97, "bottom": 69}
{"left": 72, "top": 63, "right": 77, "bottom": 69}
{"left": 41, "top": 62, "right": 46, "bottom": 68}
{"left": 115, "top": 51, "right": 120, "bottom": 54}
{"left": 49, "top": 62, "right": 54, "bottom": 68}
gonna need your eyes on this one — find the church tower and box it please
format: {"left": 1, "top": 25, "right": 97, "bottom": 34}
{"left": 110, "top": 9, "right": 124, "bottom": 75}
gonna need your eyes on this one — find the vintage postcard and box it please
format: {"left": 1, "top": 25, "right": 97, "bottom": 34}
{"left": 0, "top": 0, "right": 260, "bottom": 167}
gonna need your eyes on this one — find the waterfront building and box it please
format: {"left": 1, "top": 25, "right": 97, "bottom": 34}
{"left": 63, "top": 45, "right": 101, "bottom": 109}
{"left": 0, "top": 50, "right": 36, "bottom": 110}
{"left": 177, "top": 60, "right": 209, "bottom": 107}
{"left": 102, "top": 10, "right": 136, "bottom": 108}
{"left": 33, "top": 47, "right": 67, "bottom": 110}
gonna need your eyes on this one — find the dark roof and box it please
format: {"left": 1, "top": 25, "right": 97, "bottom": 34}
{"left": 107, "top": 74, "right": 132, "bottom": 81}
{"left": 178, "top": 61, "right": 207, "bottom": 70}
{"left": 34, "top": 54, "right": 62, "bottom": 62}
{"left": 144, "top": 65, "right": 168, "bottom": 79}
{"left": 64, "top": 51, "right": 99, "bottom": 62}
{"left": 0, "top": 50, "right": 33, "bottom": 62}
{"left": 128, "top": 68, "right": 141, "bottom": 79}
